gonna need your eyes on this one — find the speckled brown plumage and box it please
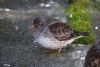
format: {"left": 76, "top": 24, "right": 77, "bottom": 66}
{"left": 49, "top": 22, "right": 73, "bottom": 41}
{"left": 23, "top": 16, "right": 88, "bottom": 50}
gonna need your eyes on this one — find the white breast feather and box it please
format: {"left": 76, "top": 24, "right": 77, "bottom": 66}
{"left": 34, "top": 27, "right": 83, "bottom": 49}
{"left": 36, "top": 34, "right": 80, "bottom": 49}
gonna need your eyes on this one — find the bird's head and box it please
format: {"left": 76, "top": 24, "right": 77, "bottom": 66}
{"left": 22, "top": 17, "right": 45, "bottom": 34}
{"left": 32, "top": 17, "right": 45, "bottom": 31}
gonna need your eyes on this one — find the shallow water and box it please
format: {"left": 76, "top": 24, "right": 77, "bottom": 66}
{"left": 0, "top": 0, "right": 98, "bottom": 67}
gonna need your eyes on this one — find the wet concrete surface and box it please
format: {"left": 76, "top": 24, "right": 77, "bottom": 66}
{"left": 0, "top": 16, "right": 91, "bottom": 67}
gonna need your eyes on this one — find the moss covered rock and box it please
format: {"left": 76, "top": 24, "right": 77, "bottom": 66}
{"left": 65, "top": 0, "right": 95, "bottom": 44}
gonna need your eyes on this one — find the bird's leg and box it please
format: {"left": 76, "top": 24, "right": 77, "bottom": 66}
{"left": 40, "top": 48, "right": 50, "bottom": 53}
{"left": 41, "top": 48, "right": 64, "bottom": 56}
{"left": 57, "top": 47, "right": 62, "bottom": 55}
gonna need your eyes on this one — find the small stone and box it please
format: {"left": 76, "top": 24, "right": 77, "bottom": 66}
{"left": 3, "top": 64, "right": 11, "bottom": 67}
{"left": 45, "top": 4, "right": 51, "bottom": 8}
{"left": 95, "top": 26, "right": 98, "bottom": 30}
{"left": 77, "top": 51, "right": 82, "bottom": 53}
{"left": 39, "top": 3, "right": 45, "bottom": 7}
{"left": 80, "top": 57, "right": 85, "bottom": 60}
{"left": 34, "top": 40, "right": 37, "bottom": 43}
{"left": 4, "top": 8, "right": 10, "bottom": 12}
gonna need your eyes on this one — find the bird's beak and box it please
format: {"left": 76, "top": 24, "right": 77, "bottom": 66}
{"left": 22, "top": 26, "right": 34, "bottom": 34}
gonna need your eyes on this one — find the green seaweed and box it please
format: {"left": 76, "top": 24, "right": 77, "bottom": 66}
{"left": 65, "top": 0, "right": 95, "bottom": 44}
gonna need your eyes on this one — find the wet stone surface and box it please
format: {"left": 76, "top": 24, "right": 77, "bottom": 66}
{"left": 0, "top": 1, "right": 94, "bottom": 67}
{"left": 0, "top": 17, "right": 91, "bottom": 67}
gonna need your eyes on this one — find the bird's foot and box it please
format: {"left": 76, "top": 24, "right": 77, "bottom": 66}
{"left": 40, "top": 48, "right": 65, "bottom": 56}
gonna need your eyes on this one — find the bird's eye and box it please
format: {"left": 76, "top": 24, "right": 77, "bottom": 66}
{"left": 40, "top": 22, "right": 44, "bottom": 26}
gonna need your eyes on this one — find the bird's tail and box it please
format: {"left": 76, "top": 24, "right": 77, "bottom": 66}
{"left": 73, "top": 30, "right": 89, "bottom": 37}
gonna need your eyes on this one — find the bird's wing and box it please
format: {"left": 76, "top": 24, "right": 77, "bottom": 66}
{"left": 49, "top": 22, "right": 73, "bottom": 41}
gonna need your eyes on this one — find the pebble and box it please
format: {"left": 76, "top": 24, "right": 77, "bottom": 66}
{"left": 45, "top": 3, "right": 51, "bottom": 8}
{"left": 77, "top": 51, "right": 82, "bottom": 53}
{"left": 4, "top": 8, "right": 11, "bottom": 12}
{"left": 80, "top": 57, "right": 85, "bottom": 60}
{"left": 34, "top": 40, "right": 37, "bottom": 43}
{"left": 3, "top": 64, "right": 11, "bottom": 67}
{"left": 95, "top": 26, "right": 98, "bottom": 30}
{"left": 39, "top": 3, "right": 45, "bottom": 7}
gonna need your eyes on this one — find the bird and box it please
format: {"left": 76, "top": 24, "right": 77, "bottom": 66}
{"left": 84, "top": 40, "right": 100, "bottom": 67}
{"left": 23, "top": 16, "right": 88, "bottom": 54}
